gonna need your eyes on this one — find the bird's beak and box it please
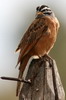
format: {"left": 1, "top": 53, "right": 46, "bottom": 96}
{"left": 36, "top": 12, "right": 43, "bottom": 15}
{"left": 36, "top": 12, "right": 43, "bottom": 18}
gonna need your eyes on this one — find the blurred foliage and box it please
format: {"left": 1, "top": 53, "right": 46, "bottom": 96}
{"left": 50, "top": 23, "right": 66, "bottom": 93}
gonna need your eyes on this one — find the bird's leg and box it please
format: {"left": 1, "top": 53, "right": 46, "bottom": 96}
{"left": 43, "top": 54, "right": 53, "bottom": 67}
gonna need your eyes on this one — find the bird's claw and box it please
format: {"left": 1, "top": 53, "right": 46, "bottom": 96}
{"left": 44, "top": 54, "right": 53, "bottom": 67}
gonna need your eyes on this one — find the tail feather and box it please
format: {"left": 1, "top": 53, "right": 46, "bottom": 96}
{"left": 16, "top": 70, "right": 23, "bottom": 96}
{"left": 16, "top": 54, "right": 31, "bottom": 96}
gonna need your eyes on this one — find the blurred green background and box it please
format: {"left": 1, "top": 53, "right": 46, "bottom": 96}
{"left": 0, "top": 0, "right": 66, "bottom": 100}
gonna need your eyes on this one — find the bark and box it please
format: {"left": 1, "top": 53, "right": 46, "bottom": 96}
{"left": 19, "top": 56, "right": 65, "bottom": 100}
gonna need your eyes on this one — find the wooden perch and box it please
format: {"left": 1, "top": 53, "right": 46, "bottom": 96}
{"left": 19, "top": 56, "right": 65, "bottom": 100}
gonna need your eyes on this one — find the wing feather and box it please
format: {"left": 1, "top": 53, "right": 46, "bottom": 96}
{"left": 16, "top": 18, "right": 48, "bottom": 64}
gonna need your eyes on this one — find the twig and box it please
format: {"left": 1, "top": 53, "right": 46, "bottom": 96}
{"left": 0, "top": 76, "right": 31, "bottom": 84}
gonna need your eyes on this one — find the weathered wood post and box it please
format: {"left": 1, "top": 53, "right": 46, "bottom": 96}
{"left": 19, "top": 56, "right": 65, "bottom": 100}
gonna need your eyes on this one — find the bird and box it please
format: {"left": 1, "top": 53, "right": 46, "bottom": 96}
{"left": 16, "top": 5, "right": 60, "bottom": 96}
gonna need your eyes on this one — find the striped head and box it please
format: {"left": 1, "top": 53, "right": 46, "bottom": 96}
{"left": 36, "top": 5, "right": 55, "bottom": 18}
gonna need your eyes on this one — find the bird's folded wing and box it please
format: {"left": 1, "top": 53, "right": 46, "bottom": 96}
{"left": 16, "top": 18, "right": 48, "bottom": 64}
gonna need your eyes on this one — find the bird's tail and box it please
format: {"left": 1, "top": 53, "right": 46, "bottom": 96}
{"left": 16, "top": 70, "right": 23, "bottom": 96}
{"left": 16, "top": 54, "right": 31, "bottom": 96}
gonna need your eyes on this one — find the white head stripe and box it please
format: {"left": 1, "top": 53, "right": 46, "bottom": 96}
{"left": 45, "top": 10, "right": 52, "bottom": 12}
{"left": 41, "top": 7, "right": 51, "bottom": 10}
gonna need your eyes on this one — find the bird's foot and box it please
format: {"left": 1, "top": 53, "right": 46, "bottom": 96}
{"left": 22, "top": 79, "right": 31, "bottom": 84}
{"left": 20, "top": 77, "right": 31, "bottom": 84}
{"left": 43, "top": 54, "right": 53, "bottom": 67}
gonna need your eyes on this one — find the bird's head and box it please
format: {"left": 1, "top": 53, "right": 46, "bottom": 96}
{"left": 36, "top": 5, "right": 55, "bottom": 18}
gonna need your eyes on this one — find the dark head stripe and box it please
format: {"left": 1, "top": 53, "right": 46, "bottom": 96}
{"left": 36, "top": 6, "right": 40, "bottom": 11}
{"left": 40, "top": 5, "right": 49, "bottom": 10}
{"left": 36, "top": 5, "right": 50, "bottom": 12}
{"left": 44, "top": 12, "right": 52, "bottom": 15}
{"left": 41, "top": 9, "right": 51, "bottom": 12}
